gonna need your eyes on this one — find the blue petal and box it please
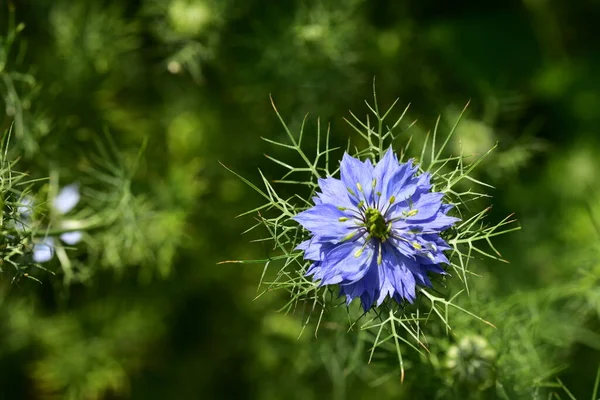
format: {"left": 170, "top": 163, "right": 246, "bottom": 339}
{"left": 13, "top": 220, "right": 28, "bottom": 233}
{"left": 440, "top": 203, "right": 454, "bottom": 214}
{"left": 33, "top": 237, "right": 55, "bottom": 263}
{"left": 340, "top": 153, "right": 374, "bottom": 204}
{"left": 318, "top": 241, "right": 375, "bottom": 285}
{"left": 293, "top": 204, "right": 355, "bottom": 241}
{"left": 423, "top": 263, "right": 447, "bottom": 275}
{"left": 306, "top": 262, "right": 322, "bottom": 277}
{"left": 339, "top": 254, "right": 380, "bottom": 311}
{"left": 339, "top": 242, "right": 430, "bottom": 310}
{"left": 384, "top": 161, "right": 420, "bottom": 201}
{"left": 295, "top": 238, "right": 334, "bottom": 261}
{"left": 315, "top": 177, "right": 356, "bottom": 209}
{"left": 373, "top": 148, "right": 397, "bottom": 183}
{"left": 382, "top": 246, "right": 417, "bottom": 303}
{"left": 17, "top": 196, "right": 34, "bottom": 218}
{"left": 407, "top": 192, "right": 445, "bottom": 220}
{"left": 416, "top": 213, "right": 460, "bottom": 231}
{"left": 387, "top": 193, "right": 444, "bottom": 224}
{"left": 60, "top": 230, "right": 83, "bottom": 245}
{"left": 419, "top": 251, "right": 449, "bottom": 265}
{"left": 388, "top": 236, "right": 419, "bottom": 258}
{"left": 53, "top": 184, "right": 80, "bottom": 214}
{"left": 423, "top": 234, "right": 452, "bottom": 251}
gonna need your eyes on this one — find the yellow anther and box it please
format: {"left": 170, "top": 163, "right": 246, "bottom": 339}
{"left": 342, "top": 231, "right": 357, "bottom": 242}
{"left": 405, "top": 209, "right": 418, "bottom": 217}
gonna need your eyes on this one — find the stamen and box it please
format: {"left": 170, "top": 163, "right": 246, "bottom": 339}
{"left": 354, "top": 237, "right": 371, "bottom": 258}
{"left": 404, "top": 209, "right": 419, "bottom": 217}
{"left": 356, "top": 182, "right": 363, "bottom": 192}
{"left": 342, "top": 231, "right": 358, "bottom": 242}
{"left": 338, "top": 217, "right": 349, "bottom": 222}
{"left": 381, "top": 195, "right": 396, "bottom": 216}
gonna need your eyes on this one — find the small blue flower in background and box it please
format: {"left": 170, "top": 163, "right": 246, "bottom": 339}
{"left": 294, "top": 150, "right": 459, "bottom": 311}
{"left": 13, "top": 195, "right": 34, "bottom": 232}
{"left": 33, "top": 184, "right": 83, "bottom": 263}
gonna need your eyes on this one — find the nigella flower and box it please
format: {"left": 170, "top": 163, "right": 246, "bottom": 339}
{"left": 33, "top": 184, "right": 83, "bottom": 263}
{"left": 294, "top": 150, "right": 459, "bottom": 311}
{"left": 12, "top": 195, "right": 34, "bottom": 233}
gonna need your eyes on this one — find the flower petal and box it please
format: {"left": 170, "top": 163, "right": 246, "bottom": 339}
{"left": 18, "top": 196, "right": 34, "bottom": 217}
{"left": 295, "top": 238, "right": 334, "bottom": 261}
{"left": 60, "top": 230, "right": 83, "bottom": 245}
{"left": 53, "top": 184, "right": 80, "bottom": 214}
{"left": 407, "top": 192, "right": 445, "bottom": 220}
{"left": 373, "top": 149, "right": 399, "bottom": 197}
{"left": 382, "top": 246, "right": 417, "bottom": 303}
{"left": 315, "top": 177, "right": 356, "bottom": 209}
{"left": 318, "top": 241, "right": 375, "bottom": 284}
{"left": 416, "top": 214, "right": 460, "bottom": 231}
{"left": 33, "top": 237, "right": 55, "bottom": 263}
{"left": 294, "top": 204, "right": 356, "bottom": 241}
{"left": 339, "top": 253, "right": 380, "bottom": 311}
{"left": 340, "top": 153, "right": 374, "bottom": 204}
{"left": 385, "top": 162, "right": 420, "bottom": 200}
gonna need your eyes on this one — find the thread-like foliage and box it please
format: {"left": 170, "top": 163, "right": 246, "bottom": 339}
{"left": 223, "top": 83, "right": 520, "bottom": 379}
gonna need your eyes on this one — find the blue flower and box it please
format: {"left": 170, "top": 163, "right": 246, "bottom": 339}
{"left": 293, "top": 150, "right": 459, "bottom": 311}
{"left": 33, "top": 184, "right": 83, "bottom": 263}
{"left": 12, "top": 195, "right": 34, "bottom": 233}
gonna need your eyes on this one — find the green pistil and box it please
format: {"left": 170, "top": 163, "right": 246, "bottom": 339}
{"left": 364, "top": 208, "right": 390, "bottom": 241}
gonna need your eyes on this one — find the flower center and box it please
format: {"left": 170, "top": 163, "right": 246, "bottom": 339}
{"left": 364, "top": 208, "right": 389, "bottom": 241}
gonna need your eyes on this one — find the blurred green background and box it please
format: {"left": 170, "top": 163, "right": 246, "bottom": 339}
{"left": 1, "top": 0, "right": 600, "bottom": 398}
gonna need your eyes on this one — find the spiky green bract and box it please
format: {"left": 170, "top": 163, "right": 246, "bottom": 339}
{"left": 223, "top": 86, "right": 519, "bottom": 379}
{"left": 0, "top": 130, "right": 47, "bottom": 282}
